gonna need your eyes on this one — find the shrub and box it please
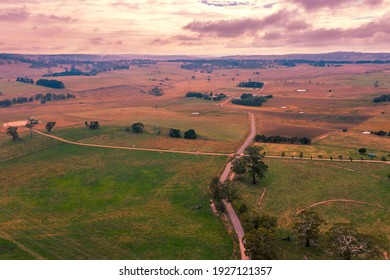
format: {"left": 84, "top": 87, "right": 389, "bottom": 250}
{"left": 184, "top": 129, "right": 197, "bottom": 139}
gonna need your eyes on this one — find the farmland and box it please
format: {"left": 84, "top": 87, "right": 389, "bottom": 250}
{"left": 230, "top": 158, "right": 390, "bottom": 260}
{"left": 1, "top": 57, "right": 390, "bottom": 260}
{"left": 0, "top": 131, "right": 232, "bottom": 260}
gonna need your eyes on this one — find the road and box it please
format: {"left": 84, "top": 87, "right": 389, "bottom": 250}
{"left": 34, "top": 130, "right": 231, "bottom": 157}
{"left": 219, "top": 112, "right": 256, "bottom": 260}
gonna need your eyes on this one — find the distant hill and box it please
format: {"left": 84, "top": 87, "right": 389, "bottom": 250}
{"left": 221, "top": 52, "right": 390, "bottom": 61}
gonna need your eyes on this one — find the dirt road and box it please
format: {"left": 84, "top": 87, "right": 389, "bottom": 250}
{"left": 34, "top": 130, "right": 232, "bottom": 157}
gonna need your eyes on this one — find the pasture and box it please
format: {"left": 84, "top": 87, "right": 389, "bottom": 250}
{"left": 231, "top": 158, "right": 390, "bottom": 260}
{"left": 0, "top": 132, "right": 233, "bottom": 260}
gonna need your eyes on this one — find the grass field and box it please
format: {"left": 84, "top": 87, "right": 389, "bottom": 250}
{"left": 231, "top": 158, "right": 390, "bottom": 259}
{"left": 0, "top": 131, "right": 233, "bottom": 260}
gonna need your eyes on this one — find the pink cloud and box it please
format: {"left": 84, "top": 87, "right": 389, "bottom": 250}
{"left": 183, "top": 10, "right": 309, "bottom": 37}
{"left": 0, "top": 7, "right": 30, "bottom": 22}
{"left": 291, "top": 0, "right": 383, "bottom": 10}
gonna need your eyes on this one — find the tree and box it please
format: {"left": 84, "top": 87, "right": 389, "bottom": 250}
{"left": 209, "top": 177, "right": 226, "bottom": 213}
{"left": 25, "top": 117, "right": 39, "bottom": 137}
{"left": 242, "top": 146, "right": 268, "bottom": 185}
{"left": 169, "top": 128, "right": 181, "bottom": 138}
{"left": 45, "top": 122, "right": 56, "bottom": 133}
{"left": 6, "top": 127, "right": 20, "bottom": 141}
{"left": 358, "top": 148, "right": 367, "bottom": 154}
{"left": 241, "top": 212, "right": 277, "bottom": 232}
{"left": 328, "top": 224, "right": 382, "bottom": 260}
{"left": 244, "top": 228, "right": 276, "bottom": 260}
{"left": 184, "top": 129, "right": 197, "bottom": 139}
{"left": 88, "top": 121, "right": 99, "bottom": 129}
{"left": 294, "top": 211, "right": 323, "bottom": 247}
{"left": 230, "top": 157, "right": 246, "bottom": 179}
{"left": 131, "top": 122, "right": 144, "bottom": 133}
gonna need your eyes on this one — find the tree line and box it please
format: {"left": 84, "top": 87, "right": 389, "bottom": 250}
{"left": 185, "top": 91, "right": 227, "bottom": 101}
{"left": 1, "top": 92, "right": 75, "bottom": 108}
{"left": 373, "top": 94, "right": 390, "bottom": 103}
{"left": 237, "top": 81, "right": 264, "bottom": 88}
{"left": 371, "top": 130, "right": 390, "bottom": 136}
{"left": 126, "top": 122, "right": 198, "bottom": 139}
{"left": 232, "top": 93, "right": 272, "bottom": 107}
{"left": 16, "top": 76, "right": 34, "bottom": 84}
{"left": 36, "top": 79, "right": 65, "bottom": 89}
{"left": 254, "top": 134, "right": 312, "bottom": 145}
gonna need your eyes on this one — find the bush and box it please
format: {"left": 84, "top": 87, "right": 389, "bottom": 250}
{"left": 169, "top": 128, "right": 181, "bottom": 138}
{"left": 358, "top": 148, "right": 367, "bottom": 154}
{"left": 184, "top": 129, "right": 197, "bottom": 139}
{"left": 131, "top": 122, "right": 144, "bottom": 133}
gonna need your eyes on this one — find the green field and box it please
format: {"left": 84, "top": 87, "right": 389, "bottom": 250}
{"left": 0, "top": 131, "right": 233, "bottom": 260}
{"left": 230, "top": 158, "right": 390, "bottom": 259}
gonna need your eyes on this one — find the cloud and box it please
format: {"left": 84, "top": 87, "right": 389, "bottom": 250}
{"left": 200, "top": 0, "right": 251, "bottom": 7}
{"left": 291, "top": 0, "right": 383, "bottom": 10}
{"left": 37, "top": 14, "right": 75, "bottom": 22}
{"left": 263, "top": 2, "right": 279, "bottom": 9}
{"left": 89, "top": 37, "right": 103, "bottom": 45}
{"left": 257, "top": 13, "right": 390, "bottom": 46}
{"left": 0, "top": 7, "right": 30, "bottom": 22}
{"left": 111, "top": 2, "right": 140, "bottom": 9}
{"left": 183, "top": 10, "right": 309, "bottom": 37}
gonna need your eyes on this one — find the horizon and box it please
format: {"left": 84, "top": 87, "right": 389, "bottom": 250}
{"left": 1, "top": 0, "right": 390, "bottom": 55}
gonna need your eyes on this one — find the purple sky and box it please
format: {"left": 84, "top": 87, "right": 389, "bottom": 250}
{"left": 0, "top": 0, "right": 389, "bottom": 55}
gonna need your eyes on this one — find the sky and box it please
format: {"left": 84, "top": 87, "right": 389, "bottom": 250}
{"left": 0, "top": 0, "right": 389, "bottom": 56}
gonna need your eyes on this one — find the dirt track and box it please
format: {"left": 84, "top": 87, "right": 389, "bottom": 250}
{"left": 34, "top": 130, "right": 232, "bottom": 157}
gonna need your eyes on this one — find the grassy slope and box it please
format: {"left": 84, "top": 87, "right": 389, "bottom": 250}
{"left": 231, "top": 158, "right": 390, "bottom": 259}
{"left": 0, "top": 132, "right": 233, "bottom": 260}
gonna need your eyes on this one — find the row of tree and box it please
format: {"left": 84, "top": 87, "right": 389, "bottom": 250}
{"left": 126, "top": 122, "right": 198, "bottom": 139}
{"left": 242, "top": 210, "right": 383, "bottom": 260}
{"left": 371, "top": 130, "right": 390, "bottom": 136}
{"left": 373, "top": 94, "right": 390, "bottom": 103}
{"left": 16, "top": 76, "right": 34, "bottom": 84}
{"left": 185, "top": 91, "right": 227, "bottom": 101}
{"left": 36, "top": 79, "right": 65, "bottom": 89}
{"left": 254, "top": 134, "right": 312, "bottom": 145}
{"left": 232, "top": 93, "right": 270, "bottom": 107}
{"left": 0, "top": 93, "right": 75, "bottom": 108}
{"left": 237, "top": 81, "right": 264, "bottom": 88}
{"left": 169, "top": 128, "right": 197, "bottom": 139}
{"left": 6, "top": 119, "right": 56, "bottom": 142}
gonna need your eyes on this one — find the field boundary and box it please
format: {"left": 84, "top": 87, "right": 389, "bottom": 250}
{"left": 296, "top": 199, "right": 386, "bottom": 215}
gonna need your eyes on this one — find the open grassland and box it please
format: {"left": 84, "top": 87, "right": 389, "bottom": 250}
{"left": 231, "top": 158, "right": 390, "bottom": 260}
{"left": 255, "top": 131, "right": 390, "bottom": 160}
{"left": 0, "top": 131, "right": 233, "bottom": 260}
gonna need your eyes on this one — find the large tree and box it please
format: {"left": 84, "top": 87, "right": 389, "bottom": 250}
{"left": 25, "top": 117, "right": 39, "bottom": 137}
{"left": 6, "top": 127, "right": 20, "bottom": 141}
{"left": 242, "top": 146, "right": 268, "bottom": 184}
{"left": 244, "top": 228, "right": 276, "bottom": 260}
{"left": 294, "top": 211, "right": 323, "bottom": 247}
{"left": 241, "top": 212, "right": 278, "bottom": 232}
{"left": 131, "top": 122, "right": 144, "bottom": 133}
{"left": 328, "top": 224, "right": 382, "bottom": 260}
{"left": 45, "top": 121, "right": 56, "bottom": 133}
{"left": 169, "top": 128, "right": 181, "bottom": 138}
{"left": 230, "top": 157, "right": 246, "bottom": 179}
{"left": 184, "top": 129, "right": 197, "bottom": 139}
